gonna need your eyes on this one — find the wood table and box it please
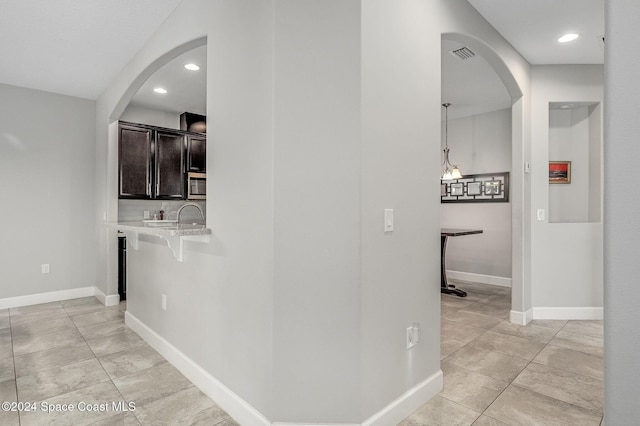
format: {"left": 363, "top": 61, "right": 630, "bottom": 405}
{"left": 441, "top": 228, "right": 483, "bottom": 297}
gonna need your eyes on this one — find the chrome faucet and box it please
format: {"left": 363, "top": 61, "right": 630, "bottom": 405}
{"left": 176, "top": 203, "right": 205, "bottom": 225}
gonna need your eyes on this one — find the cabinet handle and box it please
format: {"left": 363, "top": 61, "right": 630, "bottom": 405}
{"left": 147, "top": 183, "right": 151, "bottom": 196}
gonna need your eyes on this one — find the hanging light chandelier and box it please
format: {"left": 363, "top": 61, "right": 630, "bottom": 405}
{"left": 441, "top": 102, "right": 462, "bottom": 180}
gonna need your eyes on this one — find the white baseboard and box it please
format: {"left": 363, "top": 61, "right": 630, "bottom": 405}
{"left": 510, "top": 308, "right": 533, "bottom": 325}
{"left": 273, "top": 423, "right": 358, "bottom": 426}
{"left": 0, "top": 287, "right": 100, "bottom": 310}
{"left": 446, "top": 271, "right": 511, "bottom": 288}
{"left": 361, "top": 370, "right": 443, "bottom": 426}
{"left": 532, "top": 307, "right": 603, "bottom": 320}
{"left": 94, "top": 287, "right": 120, "bottom": 306}
{"left": 125, "top": 312, "right": 271, "bottom": 426}
{"left": 272, "top": 371, "right": 442, "bottom": 426}
{"left": 126, "top": 312, "right": 443, "bottom": 426}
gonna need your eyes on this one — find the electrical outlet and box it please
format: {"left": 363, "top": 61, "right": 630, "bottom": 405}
{"left": 161, "top": 294, "right": 167, "bottom": 310}
{"left": 41, "top": 264, "right": 50, "bottom": 274}
{"left": 406, "top": 326, "right": 416, "bottom": 350}
{"left": 144, "top": 210, "right": 150, "bottom": 219}
{"left": 406, "top": 323, "right": 420, "bottom": 350}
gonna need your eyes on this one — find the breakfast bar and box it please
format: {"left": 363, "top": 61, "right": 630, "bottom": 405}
{"left": 107, "top": 221, "right": 211, "bottom": 262}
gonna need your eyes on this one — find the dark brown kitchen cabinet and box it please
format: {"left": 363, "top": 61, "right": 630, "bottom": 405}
{"left": 119, "top": 124, "right": 153, "bottom": 199}
{"left": 155, "top": 131, "right": 185, "bottom": 199}
{"left": 119, "top": 122, "right": 190, "bottom": 200}
{"left": 187, "top": 134, "right": 206, "bottom": 172}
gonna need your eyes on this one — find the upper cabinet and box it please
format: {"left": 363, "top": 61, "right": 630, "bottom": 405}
{"left": 118, "top": 121, "right": 206, "bottom": 200}
{"left": 119, "top": 124, "right": 153, "bottom": 199}
{"left": 155, "top": 130, "right": 185, "bottom": 199}
{"left": 187, "top": 134, "right": 206, "bottom": 172}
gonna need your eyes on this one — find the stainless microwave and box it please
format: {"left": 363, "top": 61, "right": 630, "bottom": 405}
{"left": 187, "top": 172, "right": 206, "bottom": 200}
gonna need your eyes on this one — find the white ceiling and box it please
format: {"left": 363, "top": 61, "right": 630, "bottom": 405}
{"left": 0, "top": 1, "right": 603, "bottom": 118}
{"left": 442, "top": 0, "right": 604, "bottom": 119}
{"left": 128, "top": 45, "right": 207, "bottom": 116}
{"left": 467, "top": 0, "right": 604, "bottom": 65}
{"left": 0, "top": 0, "right": 182, "bottom": 99}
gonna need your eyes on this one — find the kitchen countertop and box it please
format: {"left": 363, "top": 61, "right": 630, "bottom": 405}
{"left": 108, "top": 221, "right": 211, "bottom": 237}
{"left": 106, "top": 222, "right": 211, "bottom": 262}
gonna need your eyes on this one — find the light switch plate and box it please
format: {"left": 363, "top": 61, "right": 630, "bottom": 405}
{"left": 537, "top": 209, "right": 545, "bottom": 221}
{"left": 384, "top": 209, "right": 394, "bottom": 232}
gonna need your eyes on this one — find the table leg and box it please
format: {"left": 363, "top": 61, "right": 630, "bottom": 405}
{"left": 441, "top": 235, "right": 467, "bottom": 297}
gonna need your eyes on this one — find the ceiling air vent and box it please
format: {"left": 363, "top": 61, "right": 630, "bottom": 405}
{"left": 450, "top": 46, "right": 476, "bottom": 60}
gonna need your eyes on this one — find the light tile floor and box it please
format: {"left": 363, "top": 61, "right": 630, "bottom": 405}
{"left": 401, "top": 280, "right": 604, "bottom": 426}
{"left": 1, "top": 284, "right": 604, "bottom": 426}
{"left": 0, "top": 297, "right": 237, "bottom": 426}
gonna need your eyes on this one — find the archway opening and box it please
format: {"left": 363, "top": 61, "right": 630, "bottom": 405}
{"left": 440, "top": 32, "right": 526, "bottom": 326}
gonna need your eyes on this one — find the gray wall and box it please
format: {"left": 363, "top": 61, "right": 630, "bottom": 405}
{"left": 0, "top": 83, "right": 96, "bottom": 299}
{"left": 120, "top": 104, "right": 181, "bottom": 130}
{"left": 271, "top": 1, "right": 362, "bottom": 419}
{"left": 549, "top": 105, "right": 601, "bottom": 223}
{"left": 97, "top": 0, "right": 444, "bottom": 423}
{"left": 95, "top": 0, "right": 534, "bottom": 423}
{"left": 530, "top": 65, "right": 603, "bottom": 313}
{"left": 441, "top": 108, "right": 512, "bottom": 282}
{"left": 604, "top": 0, "right": 640, "bottom": 422}
{"left": 359, "top": 0, "right": 442, "bottom": 417}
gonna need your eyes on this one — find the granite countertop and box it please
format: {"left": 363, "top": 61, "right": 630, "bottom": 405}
{"left": 109, "top": 221, "right": 211, "bottom": 237}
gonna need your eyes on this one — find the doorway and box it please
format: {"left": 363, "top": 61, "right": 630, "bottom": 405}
{"left": 440, "top": 35, "right": 517, "bottom": 311}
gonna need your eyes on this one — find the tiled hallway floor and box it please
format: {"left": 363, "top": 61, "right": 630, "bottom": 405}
{"left": 0, "top": 297, "right": 237, "bottom": 426}
{"left": 401, "top": 281, "right": 604, "bottom": 426}
{"left": 1, "top": 284, "right": 604, "bottom": 426}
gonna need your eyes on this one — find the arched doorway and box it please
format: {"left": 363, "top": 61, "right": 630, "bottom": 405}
{"left": 441, "top": 32, "right": 528, "bottom": 324}
{"left": 103, "top": 37, "right": 207, "bottom": 296}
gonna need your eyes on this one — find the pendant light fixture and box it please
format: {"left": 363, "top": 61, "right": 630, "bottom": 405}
{"left": 441, "top": 102, "right": 462, "bottom": 180}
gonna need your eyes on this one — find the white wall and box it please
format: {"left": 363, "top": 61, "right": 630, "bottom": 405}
{"left": 441, "top": 108, "right": 512, "bottom": 282}
{"left": 96, "top": 0, "right": 447, "bottom": 423}
{"left": 549, "top": 105, "right": 601, "bottom": 223}
{"left": 120, "top": 104, "right": 180, "bottom": 129}
{"left": 93, "top": 0, "right": 538, "bottom": 423}
{"left": 588, "top": 104, "right": 602, "bottom": 222}
{"left": 271, "top": 1, "right": 362, "bottom": 420}
{"left": 0, "top": 83, "right": 96, "bottom": 300}
{"left": 127, "top": 2, "right": 275, "bottom": 419}
{"left": 531, "top": 65, "right": 603, "bottom": 314}
{"left": 605, "top": 1, "right": 640, "bottom": 422}
{"left": 360, "top": 0, "right": 442, "bottom": 418}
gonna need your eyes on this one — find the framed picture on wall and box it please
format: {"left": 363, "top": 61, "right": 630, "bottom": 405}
{"left": 484, "top": 181, "right": 501, "bottom": 195}
{"left": 451, "top": 183, "right": 464, "bottom": 196}
{"left": 549, "top": 161, "right": 571, "bottom": 184}
{"left": 467, "top": 182, "right": 482, "bottom": 196}
{"left": 441, "top": 172, "right": 509, "bottom": 203}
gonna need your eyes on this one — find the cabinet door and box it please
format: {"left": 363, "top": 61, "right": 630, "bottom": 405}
{"left": 155, "top": 131, "right": 185, "bottom": 199}
{"left": 187, "top": 135, "right": 206, "bottom": 172}
{"left": 119, "top": 125, "right": 152, "bottom": 199}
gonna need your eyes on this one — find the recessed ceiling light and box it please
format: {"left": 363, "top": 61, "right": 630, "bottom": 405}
{"left": 558, "top": 33, "right": 579, "bottom": 43}
{"left": 153, "top": 87, "right": 167, "bottom": 94}
{"left": 559, "top": 104, "right": 574, "bottom": 109}
{"left": 184, "top": 63, "right": 200, "bottom": 71}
